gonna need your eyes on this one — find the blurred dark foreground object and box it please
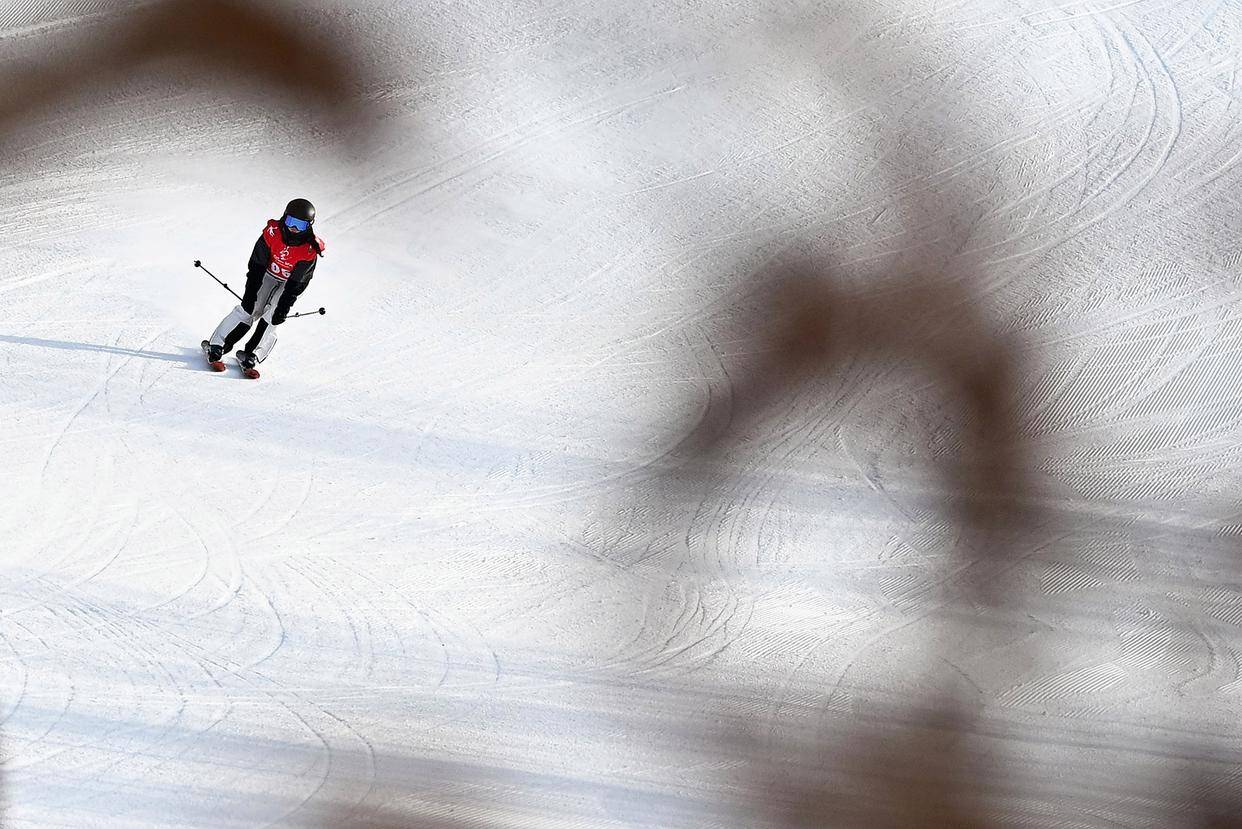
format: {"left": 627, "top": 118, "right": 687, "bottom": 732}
{"left": 0, "top": 0, "right": 379, "bottom": 143}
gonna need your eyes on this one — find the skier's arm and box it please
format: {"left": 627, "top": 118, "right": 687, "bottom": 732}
{"left": 242, "top": 236, "right": 271, "bottom": 313}
{"left": 272, "top": 258, "right": 317, "bottom": 325}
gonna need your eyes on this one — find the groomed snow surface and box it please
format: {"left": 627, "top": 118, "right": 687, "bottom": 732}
{"left": 3, "top": 0, "right": 1241, "bottom": 826}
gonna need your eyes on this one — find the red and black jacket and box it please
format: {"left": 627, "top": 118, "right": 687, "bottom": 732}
{"left": 242, "top": 220, "right": 326, "bottom": 324}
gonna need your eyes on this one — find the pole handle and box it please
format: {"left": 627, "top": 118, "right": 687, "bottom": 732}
{"left": 192, "top": 259, "right": 242, "bottom": 302}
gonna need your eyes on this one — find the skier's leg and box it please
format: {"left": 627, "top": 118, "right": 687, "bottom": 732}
{"left": 248, "top": 274, "right": 287, "bottom": 325}
{"left": 243, "top": 319, "right": 278, "bottom": 362}
{"left": 241, "top": 276, "right": 287, "bottom": 362}
{"left": 222, "top": 320, "right": 251, "bottom": 352}
{"left": 210, "top": 305, "right": 251, "bottom": 348}
{"left": 212, "top": 273, "right": 286, "bottom": 350}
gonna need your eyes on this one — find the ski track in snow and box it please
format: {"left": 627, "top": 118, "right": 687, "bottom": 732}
{"left": 2, "top": 0, "right": 1242, "bottom": 826}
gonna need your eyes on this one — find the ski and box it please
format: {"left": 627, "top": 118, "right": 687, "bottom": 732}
{"left": 201, "top": 340, "right": 226, "bottom": 372}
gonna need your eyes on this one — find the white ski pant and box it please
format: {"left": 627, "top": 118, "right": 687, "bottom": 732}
{"left": 208, "top": 271, "right": 287, "bottom": 361}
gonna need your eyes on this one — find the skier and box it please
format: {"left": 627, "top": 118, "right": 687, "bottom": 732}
{"left": 202, "top": 198, "right": 325, "bottom": 378}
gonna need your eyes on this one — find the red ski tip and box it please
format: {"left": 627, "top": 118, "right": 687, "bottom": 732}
{"left": 243, "top": 368, "right": 260, "bottom": 380}
{"left": 208, "top": 361, "right": 226, "bottom": 372}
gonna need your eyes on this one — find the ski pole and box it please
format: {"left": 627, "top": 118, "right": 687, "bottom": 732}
{"left": 284, "top": 308, "right": 327, "bottom": 320}
{"left": 193, "top": 260, "right": 242, "bottom": 302}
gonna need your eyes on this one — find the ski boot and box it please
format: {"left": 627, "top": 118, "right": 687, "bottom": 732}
{"left": 201, "top": 340, "right": 225, "bottom": 372}
{"left": 235, "top": 350, "right": 260, "bottom": 380}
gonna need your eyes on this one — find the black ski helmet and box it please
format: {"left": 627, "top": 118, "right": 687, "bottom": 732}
{"left": 283, "top": 198, "right": 315, "bottom": 227}
{"left": 280, "top": 198, "right": 316, "bottom": 246}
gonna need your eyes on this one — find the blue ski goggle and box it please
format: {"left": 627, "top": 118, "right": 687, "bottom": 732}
{"left": 283, "top": 215, "right": 311, "bottom": 233}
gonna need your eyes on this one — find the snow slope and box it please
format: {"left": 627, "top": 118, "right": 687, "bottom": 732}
{"left": 3, "top": 0, "right": 1242, "bottom": 826}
